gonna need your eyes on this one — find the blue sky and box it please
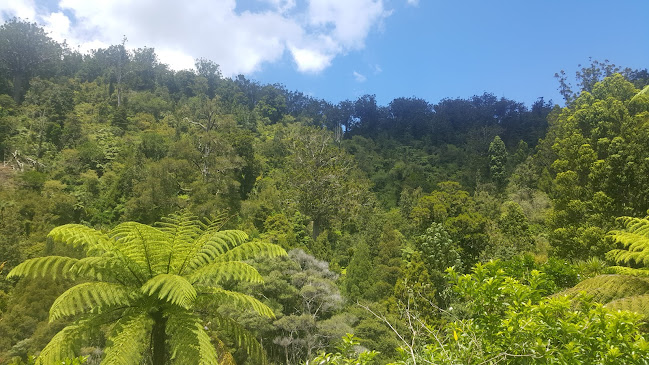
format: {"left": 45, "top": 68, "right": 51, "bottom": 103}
{"left": 249, "top": 0, "right": 649, "bottom": 106}
{"left": 1, "top": 0, "right": 647, "bottom": 107}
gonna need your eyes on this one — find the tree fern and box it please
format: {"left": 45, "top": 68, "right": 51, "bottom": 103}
{"left": 558, "top": 216, "right": 649, "bottom": 320}
{"left": 189, "top": 261, "right": 264, "bottom": 286}
{"left": 558, "top": 275, "right": 649, "bottom": 303}
{"left": 209, "top": 312, "right": 268, "bottom": 364}
{"left": 49, "top": 282, "right": 134, "bottom": 320}
{"left": 8, "top": 209, "right": 287, "bottom": 364}
{"left": 166, "top": 309, "right": 219, "bottom": 365}
{"left": 101, "top": 311, "right": 153, "bottom": 365}
{"left": 141, "top": 274, "right": 197, "bottom": 309}
{"left": 200, "top": 287, "right": 275, "bottom": 318}
{"left": 9, "top": 256, "right": 79, "bottom": 279}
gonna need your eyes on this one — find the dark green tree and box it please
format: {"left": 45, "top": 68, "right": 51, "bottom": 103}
{"left": 488, "top": 135, "right": 507, "bottom": 191}
{"left": 0, "top": 18, "right": 61, "bottom": 103}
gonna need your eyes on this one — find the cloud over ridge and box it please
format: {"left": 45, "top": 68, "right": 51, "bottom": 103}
{"left": 1, "top": 0, "right": 390, "bottom": 75}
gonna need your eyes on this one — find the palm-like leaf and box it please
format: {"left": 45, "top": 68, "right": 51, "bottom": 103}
{"left": 49, "top": 282, "right": 134, "bottom": 320}
{"left": 558, "top": 216, "right": 649, "bottom": 321}
{"left": 9, "top": 210, "right": 287, "bottom": 364}
{"left": 102, "top": 311, "right": 153, "bottom": 365}
{"left": 189, "top": 261, "right": 264, "bottom": 286}
{"left": 8, "top": 256, "right": 79, "bottom": 280}
{"left": 141, "top": 274, "right": 197, "bottom": 309}
{"left": 166, "top": 309, "right": 219, "bottom": 365}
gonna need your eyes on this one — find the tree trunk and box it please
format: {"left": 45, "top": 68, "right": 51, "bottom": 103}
{"left": 312, "top": 218, "right": 322, "bottom": 240}
{"left": 12, "top": 72, "right": 24, "bottom": 104}
{"left": 151, "top": 310, "right": 167, "bottom": 365}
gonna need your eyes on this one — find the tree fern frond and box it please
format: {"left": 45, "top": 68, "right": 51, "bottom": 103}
{"left": 189, "top": 261, "right": 264, "bottom": 286}
{"left": 210, "top": 312, "right": 268, "bottom": 365}
{"left": 606, "top": 294, "right": 649, "bottom": 319}
{"left": 49, "top": 282, "right": 133, "bottom": 321}
{"left": 109, "top": 222, "right": 171, "bottom": 277}
{"left": 166, "top": 310, "right": 219, "bottom": 365}
{"left": 203, "top": 212, "right": 230, "bottom": 233}
{"left": 48, "top": 224, "right": 112, "bottom": 255}
{"left": 36, "top": 323, "right": 85, "bottom": 364}
{"left": 607, "top": 217, "right": 649, "bottom": 267}
{"left": 556, "top": 275, "right": 649, "bottom": 304}
{"left": 196, "top": 321, "right": 220, "bottom": 365}
{"left": 102, "top": 311, "right": 153, "bottom": 365}
{"left": 156, "top": 210, "right": 204, "bottom": 274}
{"left": 184, "top": 230, "right": 250, "bottom": 271}
{"left": 7, "top": 256, "right": 78, "bottom": 280}
{"left": 200, "top": 287, "right": 274, "bottom": 318}
{"left": 141, "top": 274, "right": 197, "bottom": 308}
{"left": 70, "top": 256, "right": 133, "bottom": 284}
{"left": 608, "top": 231, "right": 649, "bottom": 252}
{"left": 606, "top": 266, "right": 649, "bottom": 277}
{"left": 215, "top": 241, "right": 287, "bottom": 263}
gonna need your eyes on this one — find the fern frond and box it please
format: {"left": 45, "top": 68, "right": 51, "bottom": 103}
{"left": 70, "top": 256, "right": 134, "bottom": 284}
{"left": 200, "top": 287, "right": 274, "bottom": 318}
{"left": 189, "top": 261, "right": 264, "bottom": 285}
{"left": 35, "top": 323, "right": 85, "bottom": 364}
{"left": 166, "top": 310, "right": 219, "bottom": 365}
{"left": 48, "top": 224, "right": 111, "bottom": 255}
{"left": 185, "top": 230, "right": 250, "bottom": 271}
{"left": 102, "top": 311, "right": 153, "bottom": 365}
{"left": 210, "top": 312, "right": 268, "bottom": 364}
{"left": 156, "top": 210, "right": 205, "bottom": 274}
{"left": 196, "top": 321, "right": 220, "bottom": 365}
{"left": 605, "top": 266, "right": 649, "bottom": 277}
{"left": 606, "top": 294, "right": 649, "bottom": 319}
{"left": 49, "top": 282, "right": 133, "bottom": 321}
{"left": 7, "top": 256, "right": 78, "bottom": 280}
{"left": 607, "top": 217, "right": 649, "bottom": 267}
{"left": 109, "top": 222, "right": 171, "bottom": 278}
{"left": 215, "top": 241, "right": 287, "bottom": 263}
{"left": 141, "top": 274, "right": 197, "bottom": 308}
{"left": 556, "top": 275, "right": 649, "bottom": 304}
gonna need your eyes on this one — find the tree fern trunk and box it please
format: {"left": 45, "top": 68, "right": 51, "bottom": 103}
{"left": 152, "top": 310, "right": 167, "bottom": 365}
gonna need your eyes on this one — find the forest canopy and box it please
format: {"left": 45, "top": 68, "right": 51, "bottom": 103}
{"left": 1, "top": 17, "right": 649, "bottom": 365}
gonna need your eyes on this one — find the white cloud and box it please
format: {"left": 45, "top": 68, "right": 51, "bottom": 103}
{"left": 406, "top": 0, "right": 419, "bottom": 6}
{"left": 353, "top": 71, "right": 367, "bottom": 82}
{"left": 290, "top": 45, "right": 335, "bottom": 73}
{"left": 372, "top": 64, "right": 383, "bottom": 74}
{"left": 0, "top": 0, "right": 391, "bottom": 76}
{"left": 0, "top": 0, "right": 37, "bottom": 21}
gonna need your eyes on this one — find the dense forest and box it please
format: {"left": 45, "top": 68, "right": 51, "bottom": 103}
{"left": 1, "top": 17, "right": 649, "bottom": 364}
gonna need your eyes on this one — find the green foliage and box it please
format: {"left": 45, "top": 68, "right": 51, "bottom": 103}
{"left": 7, "top": 211, "right": 286, "bottom": 364}
{"left": 488, "top": 135, "right": 507, "bottom": 191}
{"left": 309, "top": 334, "right": 379, "bottom": 365}
{"left": 557, "top": 216, "right": 649, "bottom": 322}
{"left": 394, "top": 264, "right": 649, "bottom": 364}
{"left": 542, "top": 76, "right": 649, "bottom": 260}
{"left": 608, "top": 216, "right": 649, "bottom": 266}
{"left": 344, "top": 242, "right": 373, "bottom": 301}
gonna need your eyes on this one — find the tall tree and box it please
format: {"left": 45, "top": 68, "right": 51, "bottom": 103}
{"left": 488, "top": 135, "right": 507, "bottom": 191}
{"left": 0, "top": 18, "right": 61, "bottom": 103}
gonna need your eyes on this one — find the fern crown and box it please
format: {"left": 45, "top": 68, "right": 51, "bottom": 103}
{"left": 8, "top": 211, "right": 286, "bottom": 365}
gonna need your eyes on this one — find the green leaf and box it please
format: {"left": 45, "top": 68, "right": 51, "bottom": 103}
{"left": 102, "top": 311, "right": 153, "bottom": 365}
{"left": 50, "top": 282, "right": 133, "bottom": 321}
{"left": 48, "top": 224, "right": 111, "bottom": 255}
{"left": 7, "top": 256, "right": 78, "bottom": 280}
{"left": 201, "top": 287, "right": 274, "bottom": 318}
{"left": 188, "top": 261, "right": 264, "bottom": 285}
{"left": 141, "top": 274, "right": 197, "bottom": 308}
